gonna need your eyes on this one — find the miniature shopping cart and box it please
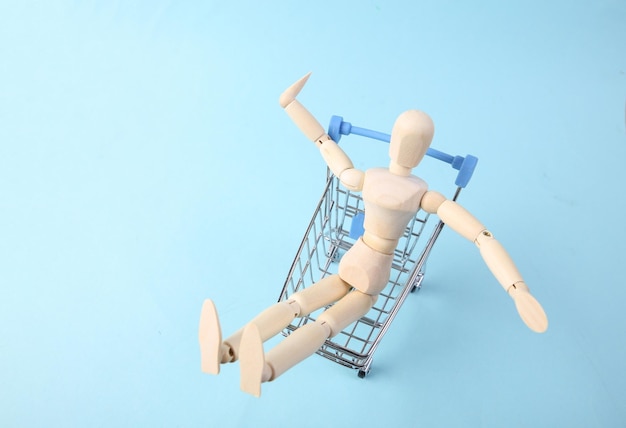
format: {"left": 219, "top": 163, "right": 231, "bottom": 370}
{"left": 278, "top": 115, "right": 478, "bottom": 378}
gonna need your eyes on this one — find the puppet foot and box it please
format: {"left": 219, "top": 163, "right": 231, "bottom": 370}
{"left": 239, "top": 324, "right": 270, "bottom": 397}
{"left": 199, "top": 299, "right": 223, "bottom": 375}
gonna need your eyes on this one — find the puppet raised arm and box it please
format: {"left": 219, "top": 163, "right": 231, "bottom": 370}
{"left": 421, "top": 191, "right": 548, "bottom": 333}
{"left": 279, "top": 73, "right": 364, "bottom": 191}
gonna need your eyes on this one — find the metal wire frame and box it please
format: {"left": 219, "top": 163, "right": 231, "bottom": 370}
{"left": 278, "top": 171, "right": 463, "bottom": 377}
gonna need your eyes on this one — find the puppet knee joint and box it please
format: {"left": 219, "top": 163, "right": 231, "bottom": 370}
{"left": 315, "top": 319, "right": 334, "bottom": 337}
{"left": 285, "top": 299, "right": 303, "bottom": 317}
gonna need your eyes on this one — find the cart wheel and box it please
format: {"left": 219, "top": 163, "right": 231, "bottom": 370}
{"left": 358, "top": 369, "right": 367, "bottom": 379}
{"left": 411, "top": 284, "right": 421, "bottom": 293}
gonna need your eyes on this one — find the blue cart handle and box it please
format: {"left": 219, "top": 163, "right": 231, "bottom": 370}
{"left": 328, "top": 115, "right": 478, "bottom": 188}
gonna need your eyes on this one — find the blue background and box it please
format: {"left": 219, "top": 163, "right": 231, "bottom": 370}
{"left": 1, "top": 1, "right": 625, "bottom": 427}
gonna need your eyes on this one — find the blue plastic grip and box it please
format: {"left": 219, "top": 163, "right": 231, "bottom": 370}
{"left": 349, "top": 212, "right": 366, "bottom": 239}
{"left": 327, "top": 115, "right": 478, "bottom": 188}
{"left": 455, "top": 155, "right": 478, "bottom": 188}
{"left": 327, "top": 115, "right": 344, "bottom": 142}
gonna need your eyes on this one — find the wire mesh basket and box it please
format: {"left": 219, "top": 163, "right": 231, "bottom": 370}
{"left": 277, "top": 115, "right": 477, "bottom": 377}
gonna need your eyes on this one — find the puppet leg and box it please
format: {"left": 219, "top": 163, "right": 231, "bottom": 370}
{"left": 239, "top": 289, "right": 376, "bottom": 396}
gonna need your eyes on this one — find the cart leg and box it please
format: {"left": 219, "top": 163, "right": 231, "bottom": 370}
{"left": 239, "top": 289, "right": 376, "bottom": 396}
